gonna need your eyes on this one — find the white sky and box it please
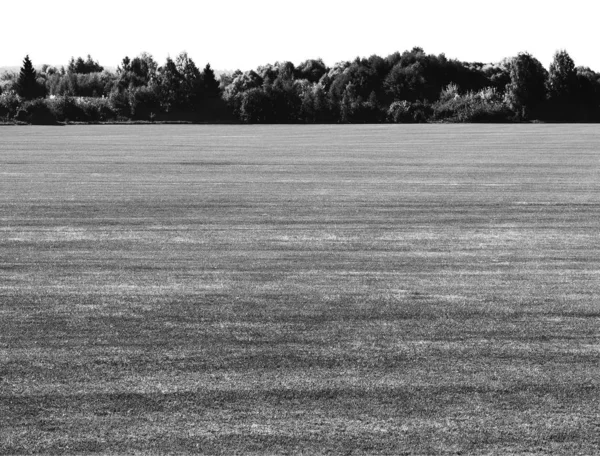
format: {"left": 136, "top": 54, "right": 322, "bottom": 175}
{"left": 3, "top": 0, "right": 599, "bottom": 72}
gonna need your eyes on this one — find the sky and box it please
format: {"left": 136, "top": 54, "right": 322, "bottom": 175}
{"left": 2, "top": 0, "right": 598, "bottom": 72}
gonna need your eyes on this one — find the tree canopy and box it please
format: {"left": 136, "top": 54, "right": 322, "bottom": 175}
{"left": 3, "top": 48, "right": 600, "bottom": 123}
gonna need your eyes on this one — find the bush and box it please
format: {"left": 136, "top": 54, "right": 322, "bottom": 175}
{"left": 0, "top": 90, "right": 22, "bottom": 118}
{"left": 47, "top": 96, "right": 86, "bottom": 122}
{"left": 108, "top": 88, "right": 132, "bottom": 118}
{"left": 46, "top": 96, "right": 117, "bottom": 122}
{"left": 76, "top": 97, "right": 117, "bottom": 121}
{"left": 387, "top": 100, "right": 432, "bottom": 123}
{"left": 14, "top": 109, "right": 28, "bottom": 122}
{"left": 128, "top": 86, "right": 161, "bottom": 120}
{"left": 432, "top": 86, "right": 512, "bottom": 122}
{"left": 19, "top": 99, "right": 58, "bottom": 125}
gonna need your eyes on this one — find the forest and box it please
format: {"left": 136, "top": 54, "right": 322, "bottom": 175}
{"left": 1, "top": 48, "right": 600, "bottom": 124}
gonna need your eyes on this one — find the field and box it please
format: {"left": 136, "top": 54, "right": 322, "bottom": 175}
{"left": 1, "top": 124, "right": 599, "bottom": 455}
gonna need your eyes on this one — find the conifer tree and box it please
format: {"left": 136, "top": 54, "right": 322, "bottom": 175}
{"left": 16, "top": 55, "right": 41, "bottom": 99}
{"left": 202, "top": 64, "right": 220, "bottom": 97}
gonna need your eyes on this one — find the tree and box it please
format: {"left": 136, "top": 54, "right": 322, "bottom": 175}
{"left": 576, "top": 67, "right": 600, "bottom": 120}
{"left": 222, "top": 70, "right": 263, "bottom": 116}
{"left": 547, "top": 50, "right": 579, "bottom": 104}
{"left": 296, "top": 59, "right": 328, "bottom": 83}
{"left": 269, "top": 75, "right": 301, "bottom": 122}
{"left": 158, "top": 57, "right": 182, "bottom": 110}
{"left": 504, "top": 52, "right": 547, "bottom": 119}
{"left": 340, "top": 82, "right": 359, "bottom": 122}
{"left": 239, "top": 87, "right": 271, "bottom": 123}
{"left": 202, "top": 64, "right": 220, "bottom": 97}
{"left": 117, "top": 52, "right": 159, "bottom": 89}
{"left": 68, "top": 55, "right": 103, "bottom": 74}
{"left": 16, "top": 55, "right": 42, "bottom": 100}
{"left": 174, "top": 52, "right": 204, "bottom": 109}
{"left": 384, "top": 62, "right": 426, "bottom": 101}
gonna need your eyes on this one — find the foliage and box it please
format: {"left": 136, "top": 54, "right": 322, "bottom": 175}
{"left": 383, "top": 48, "right": 487, "bottom": 103}
{"left": 202, "top": 63, "right": 220, "bottom": 97}
{"left": 339, "top": 84, "right": 383, "bottom": 123}
{"left": 329, "top": 58, "right": 382, "bottom": 111}
{"left": 542, "top": 50, "right": 590, "bottom": 121}
{"left": 174, "top": 51, "right": 204, "bottom": 109}
{"left": 5, "top": 47, "right": 600, "bottom": 123}
{"left": 472, "top": 60, "right": 512, "bottom": 94}
{"left": 576, "top": 67, "right": 600, "bottom": 119}
{"left": 296, "top": 58, "right": 328, "bottom": 83}
{"left": 0, "top": 70, "right": 17, "bottom": 95}
{"left": 76, "top": 97, "right": 116, "bottom": 122}
{"left": 547, "top": 50, "right": 578, "bottom": 103}
{"left": 432, "top": 85, "right": 512, "bottom": 122}
{"left": 384, "top": 63, "right": 426, "bottom": 102}
{"left": 108, "top": 87, "right": 133, "bottom": 118}
{"left": 16, "top": 55, "right": 45, "bottom": 99}
{"left": 0, "top": 90, "right": 22, "bottom": 118}
{"left": 47, "top": 96, "right": 117, "bottom": 122}
{"left": 222, "top": 70, "right": 264, "bottom": 116}
{"left": 16, "top": 98, "right": 57, "bottom": 124}
{"left": 268, "top": 77, "right": 301, "bottom": 122}
{"left": 47, "top": 95, "right": 85, "bottom": 121}
{"left": 504, "top": 53, "right": 547, "bottom": 119}
{"left": 386, "top": 100, "right": 432, "bottom": 123}
{"left": 68, "top": 55, "right": 104, "bottom": 74}
{"left": 128, "top": 86, "right": 161, "bottom": 120}
{"left": 239, "top": 87, "right": 272, "bottom": 123}
{"left": 117, "top": 53, "right": 159, "bottom": 88}
{"left": 298, "top": 82, "right": 332, "bottom": 123}
{"left": 157, "top": 57, "right": 183, "bottom": 111}
{"left": 46, "top": 71, "right": 115, "bottom": 97}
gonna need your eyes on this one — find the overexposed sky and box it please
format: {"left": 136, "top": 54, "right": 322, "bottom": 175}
{"left": 3, "top": 0, "right": 598, "bottom": 71}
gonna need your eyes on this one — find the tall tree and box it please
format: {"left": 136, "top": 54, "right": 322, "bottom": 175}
{"left": 16, "top": 55, "right": 41, "bottom": 99}
{"left": 202, "top": 64, "right": 220, "bottom": 97}
{"left": 547, "top": 50, "right": 579, "bottom": 104}
{"left": 158, "top": 57, "right": 182, "bottom": 110}
{"left": 175, "top": 52, "right": 203, "bottom": 109}
{"left": 505, "top": 52, "right": 547, "bottom": 119}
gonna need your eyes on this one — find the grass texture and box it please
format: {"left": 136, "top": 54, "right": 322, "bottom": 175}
{"left": 1, "top": 124, "right": 599, "bottom": 455}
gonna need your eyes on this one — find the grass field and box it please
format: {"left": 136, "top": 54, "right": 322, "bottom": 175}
{"left": 1, "top": 124, "right": 599, "bottom": 455}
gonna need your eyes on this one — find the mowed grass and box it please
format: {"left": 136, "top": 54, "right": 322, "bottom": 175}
{"left": 1, "top": 124, "right": 599, "bottom": 455}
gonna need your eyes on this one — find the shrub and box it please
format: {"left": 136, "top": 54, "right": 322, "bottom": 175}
{"left": 47, "top": 96, "right": 117, "bottom": 122}
{"left": 432, "top": 86, "right": 512, "bottom": 122}
{"left": 0, "top": 90, "right": 22, "bottom": 118}
{"left": 128, "top": 86, "right": 161, "bottom": 120}
{"left": 108, "top": 88, "right": 132, "bottom": 118}
{"left": 47, "top": 96, "right": 86, "bottom": 122}
{"left": 387, "top": 100, "right": 432, "bottom": 123}
{"left": 19, "top": 99, "right": 58, "bottom": 124}
{"left": 76, "top": 97, "right": 117, "bottom": 121}
{"left": 14, "top": 109, "right": 28, "bottom": 122}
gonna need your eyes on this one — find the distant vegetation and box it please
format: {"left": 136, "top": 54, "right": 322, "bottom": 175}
{"left": 1, "top": 48, "right": 599, "bottom": 124}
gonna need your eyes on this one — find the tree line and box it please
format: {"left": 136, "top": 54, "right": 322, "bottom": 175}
{"left": 1, "top": 48, "right": 599, "bottom": 124}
